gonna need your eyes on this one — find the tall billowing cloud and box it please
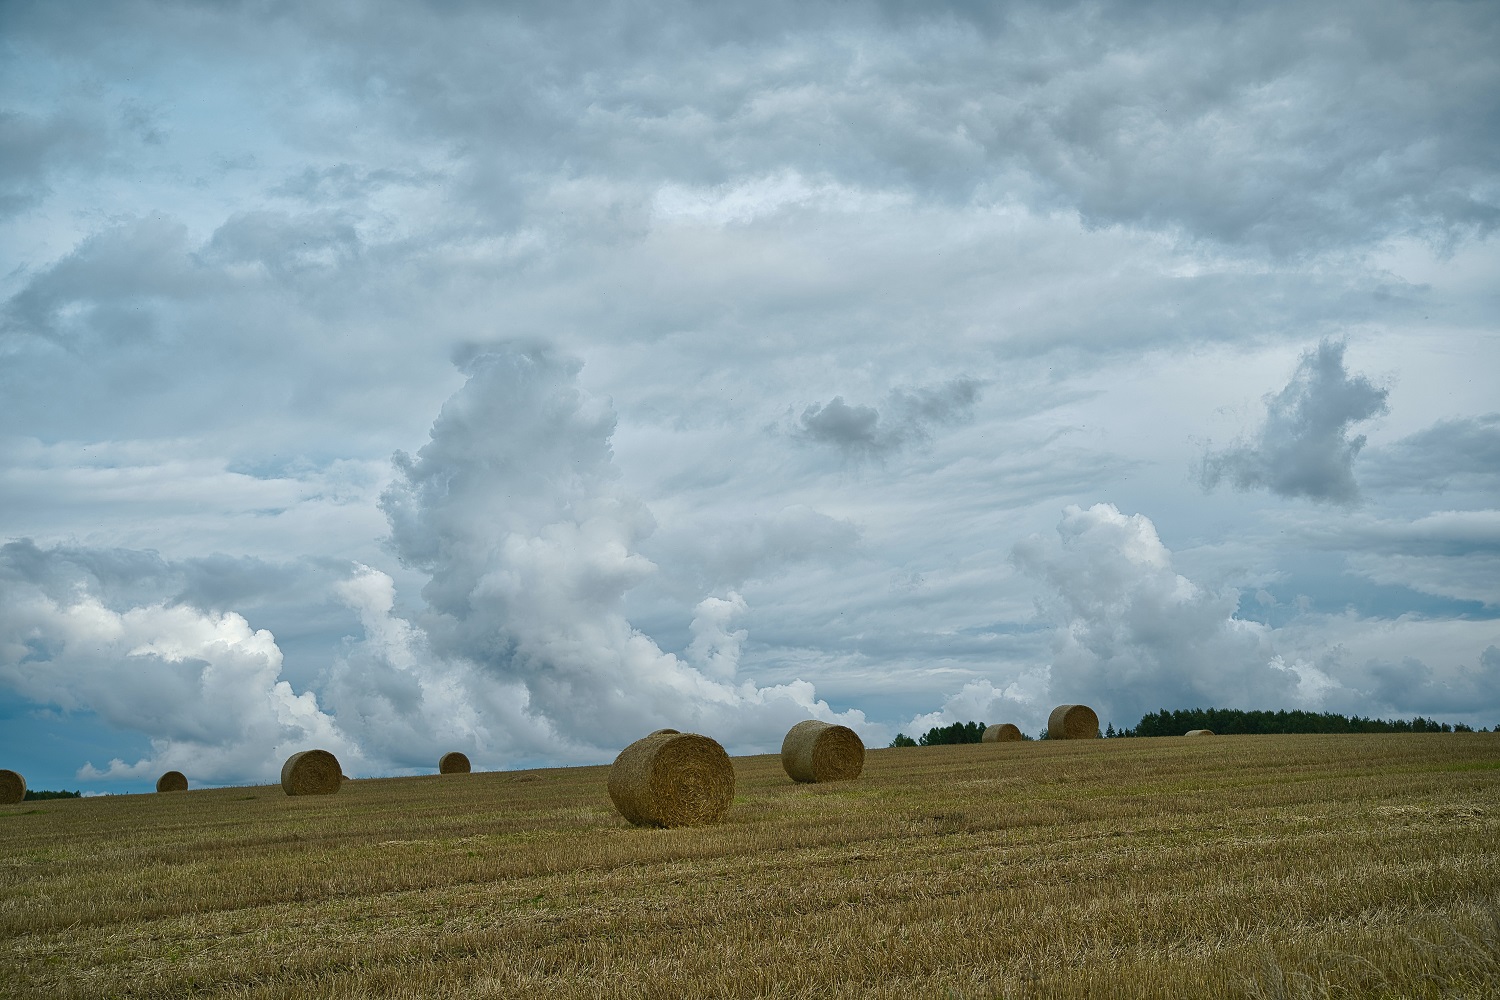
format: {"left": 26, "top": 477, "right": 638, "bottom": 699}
{"left": 0, "top": 542, "right": 356, "bottom": 783}
{"left": 1200, "top": 339, "right": 1389, "bottom": 503}
{"left": 372, "top": 344, "right": 868, "bottom": 756}
{"left": 1012, "top": 503, "right": 1332, "bottom": 728}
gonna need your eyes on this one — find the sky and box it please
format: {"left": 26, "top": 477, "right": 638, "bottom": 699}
{"left": 2, "top": 0, "right": 1497, "bottom": 793}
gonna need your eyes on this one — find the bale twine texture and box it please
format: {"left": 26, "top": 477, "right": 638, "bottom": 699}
{"left": 781, "top": 720, "right": 866, "bottom": 783}
{"left": 1047, "top": 704, "right": 1100, "bottom": 740}
{"left": 982, "top": 723, "right": 1023, "bottom": 743}
{"left": 439, "top": 751, "right": 471, "bottom": 774}
{"left": 155, "top": 771, "right": 188, "bottom": 793}
{"left": 0, "top": 769, "right": 25, "bottom": 805}
{"left": 608, "top": 731, "right": 734, "bottom": 828}
{"left": 1185, "top": 729, "right": 1215, "bottom": 737}
{"left": 280, "top": 749, "right": 343, "bottom": 796}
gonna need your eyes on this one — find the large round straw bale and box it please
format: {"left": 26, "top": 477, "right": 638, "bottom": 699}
{"left": 1185, "top": 729, "right": 1215, "bottom": 737}
{"left": 982, "top": 723, "right": 1023, "bottom": 743}
{"left": 608, "top": 731, "right": 734, "bottom": 828}
{"left": 781, "top": 720, "right": 865, "bottom": 783}
{"left": 439, "top": 751, "right": 471, "bottom": 774}
{"left": 280, "top": 749, "right": 342, "bottom": 796}
{"left": 1047, "top": 704, "right": 1100, "bottom": 740}
{"left": 0, "top": 769, "right": 25, "bottom": 805}
{"left": 155, "top": 770, "right": 188, "bottom": 793}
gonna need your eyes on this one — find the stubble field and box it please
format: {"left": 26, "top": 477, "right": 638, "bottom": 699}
{"left": 2, "top": 734, "right": 1498, "bottom": 999}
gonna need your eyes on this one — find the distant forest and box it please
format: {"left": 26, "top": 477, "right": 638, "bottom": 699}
{"left": 889, "top": 721, "right": 993, "bottom": 747}
{"left": 23, "top": 790, "right": 82, "bottom": 800}
{"left": 890, "top": 708, "right": 1490, "bottom": 747}
{"left": 1119, "top": 708, "right": 1487, "bottom": 737}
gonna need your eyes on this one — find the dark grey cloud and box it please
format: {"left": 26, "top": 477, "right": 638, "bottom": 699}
{"left": 1299, "top": 511, "right": 1500, "bottom": 559}
{"left": 0, "top": 98, "right": 163, "bottom": 219}
{"left": 271, "top": 164, "right": 440, "bottom": 203}
{"left": 10, "top": 0, "right": 1496, "bottom": 253}
{"left": 2, "top": 215, "right": 207, "bottom": 346}
{"left": 797, "top": 377, "right": 982, "bottom": 458}
{"left": 1363, "top": 647, "right": 1500, "bottom": 717}
{"left": 0, "top": 108, "right": 104, "bottom": 217}
{"left": 1366, "top": 413, "right": 1500, "bottom": 493}
{"left": 1199, "top": 339, "right": 1389, "bottom": 504}
{"left": 0, "top": 539, "right": 332, "bottom": 612}
{"left": 204, "top": 210, "right": 363, "bottom": 282}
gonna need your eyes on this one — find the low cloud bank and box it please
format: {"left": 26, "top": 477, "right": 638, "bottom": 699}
{"left": 0, "top": 543, "right": 357, "bottom": 783}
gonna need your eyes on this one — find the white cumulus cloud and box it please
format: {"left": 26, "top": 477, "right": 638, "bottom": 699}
{"left": 0, "top": 578, "right": 357, "bottom": 784}
{"left": 1012, "top": 502, "right": 1326, "bottom": 728}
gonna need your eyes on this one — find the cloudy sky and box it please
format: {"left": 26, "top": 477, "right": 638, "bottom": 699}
{"left": 3, "top": 0, "right": 1497, "bottom": 792}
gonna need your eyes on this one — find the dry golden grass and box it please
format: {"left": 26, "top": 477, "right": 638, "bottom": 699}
{"left": 2, "top": 734, "right": 1497, "bottom": 999}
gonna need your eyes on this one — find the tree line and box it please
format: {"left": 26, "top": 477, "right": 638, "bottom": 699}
{"left": 889, "top": 721, "right": 997, "bottom": 747}
{"left": 890, "top": 708, "right": 1492, "bottom": 746}
{"left": 1116, "top": 708, "right": 1488, "bottom": 737}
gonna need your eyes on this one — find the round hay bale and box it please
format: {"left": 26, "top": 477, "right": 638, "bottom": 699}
{"left": 781, "top": 720, "right": 865, "bottom": 783}
{"left": 1185, "top": 729, "right": 1215, "bottom": 737}
{"left": 608, "top": 731, "right": 734, "bottom": 827}
{"left": 1047, "top": 704, "right": 1100, "bottom": 740}
{"left": 438, "top": 751, "right": 471, "bottom": 774}
{"left": 155, "top": 770, "right": 188, "bottom": 793}
{"left": 280, "top": 749, "right": 342, "bottom": 796}
{"left": 982, "top": 723, "right": 1023, "bottom": 743}
{"left": 0, "top": 769, "right": 25, "bottom": 805}
{"left": 647, "top": 728, "right": 680, "bottom": 737}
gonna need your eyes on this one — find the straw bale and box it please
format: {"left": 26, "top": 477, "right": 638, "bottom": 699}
{"left": 155, "top": 770, "right": 188, "bottom": 793}
{"left": 1047, "top": 704, "right": 1100, "bottom": 740}
{"left": 0, "top": 769, "right": 25, "bottom": 805}
{"left": 982, "top": 723, "right": 1023, "bottom": 743}
{"left": 280, "top": 749, "right": 342, "bottom": 796}
{"left": 608, "top": 731, "right": 734, "bottom": 827}
{"left": 439, "top": 751, "right": 471, "bottom": 774}
{"left": 781, "top": 720, "right": 865, "bottom": 783}
{"left": 648, "top": 728, "right": 680, "bottom": 737}
{"left": 1185, "top": 729, "right": 1215, "bottom": 737}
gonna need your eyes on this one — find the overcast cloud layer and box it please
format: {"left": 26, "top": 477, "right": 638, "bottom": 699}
{"left": 2, "top": 0, "right": 1497, "bottom": 791}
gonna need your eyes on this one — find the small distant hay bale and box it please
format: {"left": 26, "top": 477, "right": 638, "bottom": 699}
{"left": 608, "top": 731, "right": 734, "bottom": 828}
{"left": 439, "top": 751, "right": 471, "bottom": 774}
{"left": 0, "top": 769, "right": 25, "bottom": 805}
{"left": 982, "top": 723, "right": 1023, "bottom": 743}
{"left": 781, "top": 720, "right": 865, "bottom": 783}
{"left": 280, "top": 750, "right": 342, "bottom": 796}
{"left": 1047, "top": 704, "right": 1100, "bottom": 740}
{"left": 647, "top": 728, "right": 680, "bottom": 737}
{"left": 155, "top": 771, "right": 188, "bottom": 793}
{"left": 1185, "top": 729, "right": 1215, "bottom": 737}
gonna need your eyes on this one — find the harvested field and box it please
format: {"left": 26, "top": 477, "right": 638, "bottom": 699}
{"left": 2, "top": 734, "right": 1498, "bottom": 998}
